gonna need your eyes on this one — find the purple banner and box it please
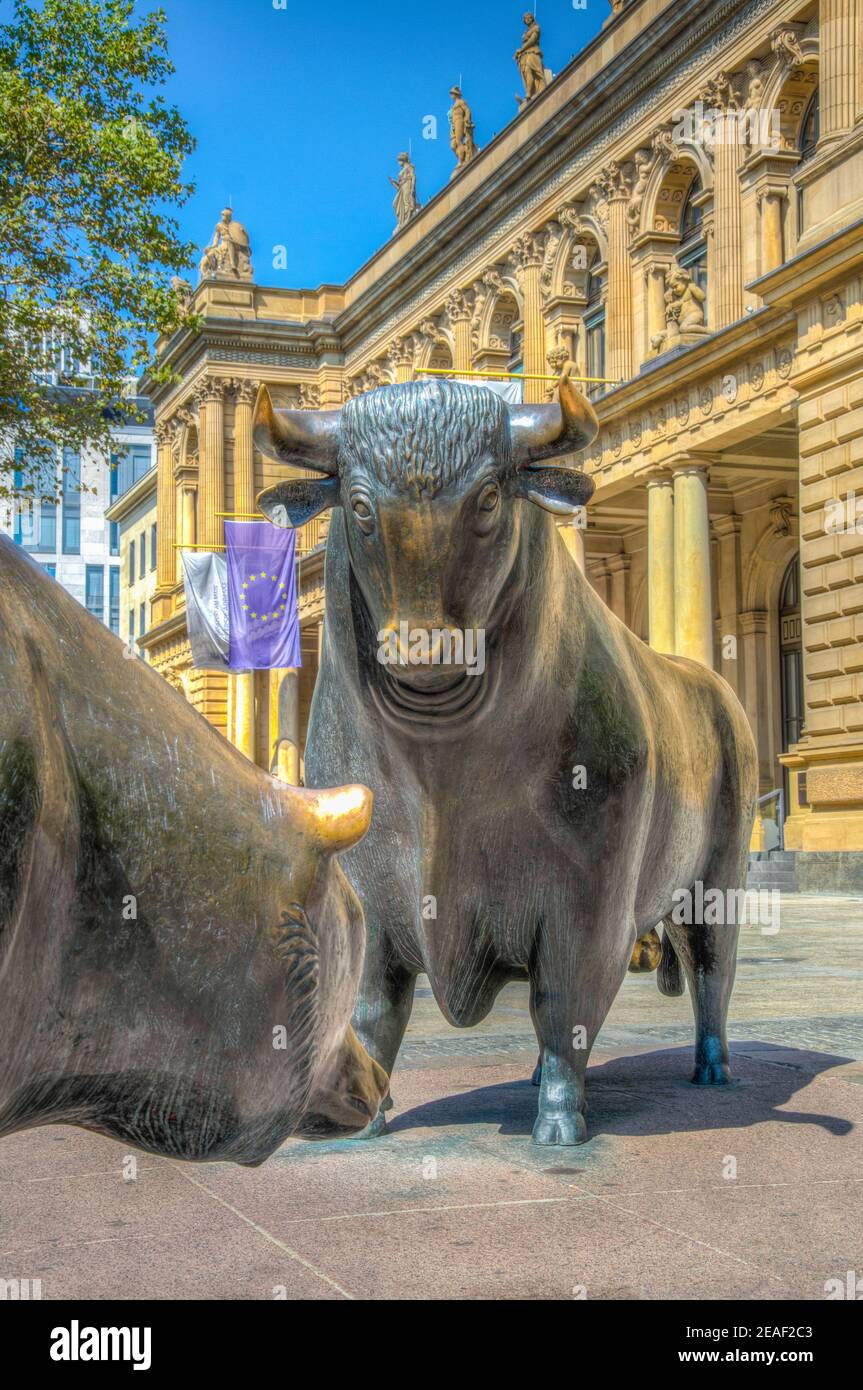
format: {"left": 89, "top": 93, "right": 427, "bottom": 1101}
{"left": 225, "top": 521, "right": 301, "bottom": 672}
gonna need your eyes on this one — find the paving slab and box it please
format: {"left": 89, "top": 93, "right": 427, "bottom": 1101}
{"left": 0, "top": 896, "right": 860, "bottom": 1300}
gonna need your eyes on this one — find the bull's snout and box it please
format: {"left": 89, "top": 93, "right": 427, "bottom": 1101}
{"left": 380, "top": 621, "right": 484, "bottom": 690}
{"left": 299, "top": 1027, "right": 389, "bottom": 1138}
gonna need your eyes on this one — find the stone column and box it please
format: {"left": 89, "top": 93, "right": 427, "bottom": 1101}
{"left": 153, "top": 421, "right": 176, "bottom": 623}
{"left": 387, "top": 337, "right": 415, "bottom": 384}
{"left": 197, "top": 380, "right": 225, "bottom": 551}
{"left": 276, "top": 668, "right": 301, "bottom": 784}
{"left": 182, "top": 485, "right": 197, "bottom": 548}
{"left": 646, "top": 471, "right": 675, "bottom": 655}
{"left": 231, "top": 379, "right": 258, "bottom": 762}
{"left": 820, "top": 0, "right": 859, "bottom": 142}
{"left": 592, "top": 165, "right": 633, "bottom": 384}
{"left": 512, "top": 232, "right": 546, "bottom": 403}
{"left": 556, "top": 518, "right": 586, "bottom": 570}
{"left": 446, "top": 292, "right": 474, "bottom": 374}
{"left": 759, "top": 190, "right": 786, "bottom": 275}
{"left": 606, "top": 552, "right": 631, "bottom": 624}
{"left": 673, "top": 463, "right": 714, "bottom": 667}
{"left": 646, "top": 264, "right": 668, "bottom": 355}
{"left": 712, "top": 513, "right": 742, "bottom": 695}
{"left": 705, "top": 78, "right": 744, "bottom": 328}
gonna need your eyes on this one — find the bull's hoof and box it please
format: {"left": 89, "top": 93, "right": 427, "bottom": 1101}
{"left": 532, "top": 1111, "right": 587, "bottom": 1147}
{"left": 352, "top": 1108, "right": 388, "bottom": 1139}
{"left": 531, "top": 1056, "right": 542, "bottom": 1087}
{"left": 691, "top": 1061, "right": 732, "bottom": 1086}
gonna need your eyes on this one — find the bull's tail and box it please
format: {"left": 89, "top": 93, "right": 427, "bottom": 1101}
{"left": 657, "top": 923, "right": 685, "bottom": 997}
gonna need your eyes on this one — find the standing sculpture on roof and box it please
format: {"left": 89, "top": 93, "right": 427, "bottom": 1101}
{"left": 390, "top": 152, "right": 420, "bottom": 233}
{"left": 515, "top": 13, "right": 549, "bottom": 107}
{"left": 449, "top": 86, "right": 478, "bottom": 176}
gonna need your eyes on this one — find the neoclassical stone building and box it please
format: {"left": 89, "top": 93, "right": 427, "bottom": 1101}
{"left": 141, "top": 0, "right": 863, "bottom": 883}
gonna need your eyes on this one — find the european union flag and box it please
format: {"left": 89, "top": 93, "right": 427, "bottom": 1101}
{"left": 225, "top": 521, "right": 301, "bottom": 672}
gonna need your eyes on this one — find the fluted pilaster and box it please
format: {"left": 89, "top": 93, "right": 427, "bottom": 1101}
{"left": 512, "top": 233, "right": 546, "bottom": 403}
{"left": 820, "top": 0, "right": 859, "bottom": 141}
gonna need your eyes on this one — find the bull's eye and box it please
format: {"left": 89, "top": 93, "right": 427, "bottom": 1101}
{"left": 475, "top": 483, "right": 501, "bottom": 531}
{"left": 350, "top": 492, "right": 375, "bottom": 534}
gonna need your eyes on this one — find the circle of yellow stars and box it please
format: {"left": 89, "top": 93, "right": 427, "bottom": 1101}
{"left": 241, "top": 572, "right": 289, "bottom": 624}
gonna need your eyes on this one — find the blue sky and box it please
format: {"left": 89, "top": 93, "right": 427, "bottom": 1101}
{"left": 153, "top": 0, "right": 605, "bottom": 288}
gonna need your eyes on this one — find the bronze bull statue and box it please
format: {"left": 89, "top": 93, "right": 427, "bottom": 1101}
{"left": 0, "top": 536, "right": 386, "bottom": 1163}
{"left": 254, "top": 374, "right": 759, "bottom": 1146}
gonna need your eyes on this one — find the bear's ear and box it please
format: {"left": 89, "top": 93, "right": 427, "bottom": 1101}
{"left": 513, "top": 466, "right": 595, "bottom": 515}
{"left": 256, "top": 478, "right": 341, "bottom": 529}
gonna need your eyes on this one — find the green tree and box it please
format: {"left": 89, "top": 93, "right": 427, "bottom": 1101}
{"left": 0, "top": 0, "right": 197, "bottom": 501}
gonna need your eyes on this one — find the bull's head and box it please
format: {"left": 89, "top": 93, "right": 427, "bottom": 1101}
{"left": 253, "top": 376, "right": 598, "bottom": 692}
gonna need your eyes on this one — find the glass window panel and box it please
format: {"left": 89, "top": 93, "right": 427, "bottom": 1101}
{"left": 85, "top": 565, "right": 104, "bottom": 621}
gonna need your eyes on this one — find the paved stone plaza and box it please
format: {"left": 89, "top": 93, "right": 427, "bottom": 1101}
{"left": 2, "top": 897, "right": 861, "bottom": 1301}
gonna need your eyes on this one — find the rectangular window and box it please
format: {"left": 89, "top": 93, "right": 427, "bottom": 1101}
{"left": 139, "top": 532, "right": 146, "bottom": 580}
{"left": 109, "top": 567, "right": 121, "bottom": 635}
{"left": 129, "top": 539, "right": 135, "bottom": 585}
{"left": 85, "top": 565, "right": 104, "bottom": 621}
{"left": 110, "top": 520, "right": 120, "bottom": 557}
{"left": 150, "top": 522, "right": 157, "bottom": 571}
{"left": 62, "top": 449, "right": 81, "bottom": 554}
{"left": 129, "top": 608, "right": 135, "bottom": 640}
{"left": 585, "top": 309, "right": 606, "bottom": 401}
{"left": 115, "top": 444, "right": 153, "bottom": 497}
{"left": 39, "top": 500, "right": 57, "bottom": 552}
{"left": 139, "top": 601, "right": 146, "bottom": 636}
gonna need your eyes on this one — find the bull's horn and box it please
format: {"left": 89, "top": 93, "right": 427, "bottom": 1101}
{"left": 253, "top": 385, "right": 341, "bottom": 476}
{"left": 291, "top": 784, "right": 373, "bottom": 857}
{"left": 508, "top": 370, "right": 599, "bottom": 465}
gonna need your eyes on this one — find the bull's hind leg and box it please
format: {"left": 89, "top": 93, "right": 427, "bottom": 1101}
{"left": 529, "top": 918, "right": 635, "bottom": 1145}
{"left": 350, "top": 939, "right": 416, "bottom": 1138}
{"left": 664, "top": 846, "right": 747, "bottom": 1085}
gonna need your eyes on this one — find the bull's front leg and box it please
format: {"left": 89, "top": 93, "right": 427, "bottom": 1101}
{"left": 351, "top": 926, "right": 416, "bottom": 1139}
{"left": 529, "top": 917, "right": 634, "bottom": 1146}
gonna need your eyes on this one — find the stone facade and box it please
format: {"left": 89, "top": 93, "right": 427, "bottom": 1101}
{"left": 141, "top": 0, "right": 863, "bottom": 862}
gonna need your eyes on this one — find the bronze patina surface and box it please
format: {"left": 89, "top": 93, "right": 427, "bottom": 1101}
{"left": 254, "top": 375, "right": 758, "bottom": 1147}
{"left": 0, "top": 538, "right": 385, "bottom": 1163}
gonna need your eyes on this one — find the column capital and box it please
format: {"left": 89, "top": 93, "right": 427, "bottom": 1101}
{"left": 195, "top": 377, "right": 227, "bottom": 408}
{"left": 510, "top": 230, "right": 545, "bottom": 271}
{"left": 445, "top": 289, "right": 474, "bottom": 323}
{"left": 738, "top": 609, "right": 769, "bottom": 637}
{"left": 670, "top": 457, "right": 712, "bottom": 481}
{"left": 637, "top": 464, "right": 674, "bottom": 488}
{"left": 235, "top": 379, "right": 260, "bottom": 407}
{"left": 605, "top": 551, "right": 630, "bottom": 575}
{"left": 711, "top": 512, "right": 742, "bottom": 540}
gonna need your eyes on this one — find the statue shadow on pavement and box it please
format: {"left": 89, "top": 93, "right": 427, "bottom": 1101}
{"left": 383, "top": 1043, "right": 856, "bottom": 1143}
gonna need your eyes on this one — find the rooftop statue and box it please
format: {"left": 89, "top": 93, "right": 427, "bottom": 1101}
{"left": 515, "top": 12, "right": 549, "bottom": 107}
{"left": 449, "top": 86, "right": 478, "bottom": 177}
{"left": 390, "top": 152, "right": 421, "bottom": 233}
{"left": 198, "top": 207, "right": 253, "bottom": 282}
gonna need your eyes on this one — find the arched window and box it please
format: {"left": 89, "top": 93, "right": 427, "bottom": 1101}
{"left": 584, "top": 250, "right": 606, "bottom": 400}
{"left": 678, "top": 178, "right": 708, "bottom": 298}
{"left": 799, "top": 89, "right": 819, "bottom": 163}
{"left": 779, "top": 556, "right": 803, "bottom": 752}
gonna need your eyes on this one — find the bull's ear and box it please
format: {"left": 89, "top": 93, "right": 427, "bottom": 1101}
{"left": 514, "top": 466, "right": 595, "bottom": 515}
{"left": 256, "top": 478, "right": 340, "bottom": 529}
